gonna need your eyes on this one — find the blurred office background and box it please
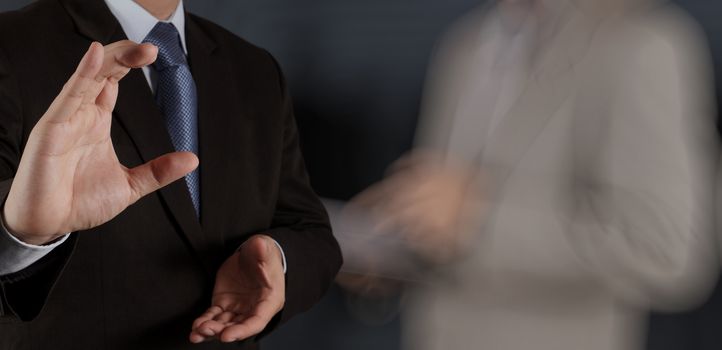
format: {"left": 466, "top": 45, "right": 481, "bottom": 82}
{"left": 0, "top": 0, "right": 719, "bottom": 349}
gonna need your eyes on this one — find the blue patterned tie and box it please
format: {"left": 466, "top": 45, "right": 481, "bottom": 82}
{"left": 143, "top": 22, "right": 200, "bottom": 217}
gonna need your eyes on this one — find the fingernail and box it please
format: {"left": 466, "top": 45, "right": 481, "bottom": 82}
{"left": 202, "top": 328, "right": 214, "bottom": 336}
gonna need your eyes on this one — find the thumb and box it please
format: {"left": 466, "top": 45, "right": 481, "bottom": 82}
{"left": 126, "top": 151, "right": 198, "bottom": 203}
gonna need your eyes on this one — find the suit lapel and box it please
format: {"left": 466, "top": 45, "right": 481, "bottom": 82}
{"left": 59, "top": 0, "right": 211, "bottom": 269}
{"left": 185, "top": 17, "right": 229, "bottom": 255}
{"left": 416, "top": 4, "right": 495, "bottom": 155}
{"left": 482, "top": 66, "right": 576, "bottom": 187}
{"left": 59, "top": 0, "right": 118, "bottom": 44}
{"left": 482, "top": 7, "right": 600, "bottom": 189}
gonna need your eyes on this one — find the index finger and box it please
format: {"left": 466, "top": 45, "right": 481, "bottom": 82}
{"left": 41, "top": 41, "right": 104, "bottom": 124}
{"left": 42, "top": 41, "right": 158, "bottom": 124}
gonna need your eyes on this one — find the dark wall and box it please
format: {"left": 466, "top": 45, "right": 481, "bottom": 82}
{"left": 183, "top": 0, "right": 483, "bottom": 199}
{"left": 0, "top": 0, "right": 28, "bottom": 10}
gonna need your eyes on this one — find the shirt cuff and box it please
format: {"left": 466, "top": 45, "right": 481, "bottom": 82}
{"left": 0, "top": 218, "right": 70, "bottom": 275}
{"left": 270, "top": 238, "right": 287, "bottom": 274}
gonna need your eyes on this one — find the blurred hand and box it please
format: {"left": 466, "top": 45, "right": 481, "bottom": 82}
{"left": 190, "top": 235, "right": 285, "bottom": 343}
{"left": 3, "top": 41, "right": 198, "bottom": 245}
{"left": 336, "top": 272, "right": 403, "bottom": 298}
{"left": 351, "top": 152, "right": 484, "bottom": 263}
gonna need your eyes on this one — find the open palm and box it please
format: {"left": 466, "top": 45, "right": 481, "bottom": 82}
{"left": 190, "top": 235, "right": 285, "bottom": 343}
{"left": 3, "top": 41, "right": 198, "bottom": 245}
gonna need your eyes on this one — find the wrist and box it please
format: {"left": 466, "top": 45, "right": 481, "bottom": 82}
{"left": 267, "top": 236, "right": 287, "bottom": 274}
{"left": 2, "top": 206, "right": 56, "bottom": 246}
{"left": 240, "top": 234, "right": 285, "bottom": 273}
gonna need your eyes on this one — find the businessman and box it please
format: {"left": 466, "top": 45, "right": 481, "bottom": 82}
{"left": 0, "top": 0, "right": 342, "bottom": 349}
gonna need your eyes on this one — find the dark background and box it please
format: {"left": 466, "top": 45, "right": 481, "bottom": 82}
{"left": 0, "top": 1, "right": 720, "bottom": 349}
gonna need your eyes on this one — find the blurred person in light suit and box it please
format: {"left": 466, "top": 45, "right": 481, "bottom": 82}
{"left": 349, "top": 0, "right": 720, "bottom": 349}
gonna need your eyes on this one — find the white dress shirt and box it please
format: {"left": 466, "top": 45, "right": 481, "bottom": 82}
{"left": 0, "top": 0, "right": 286, "bottom": 275}
{"left": 104, "top": 0, "right": 187, "bottom": 91}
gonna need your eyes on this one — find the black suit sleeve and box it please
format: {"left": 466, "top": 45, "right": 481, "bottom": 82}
{"left": 0, "top": 44, "right": 21, "bottom": 178}
{"left": 262, "top": 55, "right": 343, "bottom": 329}
{"left": 0, "top": 44, "right": 75, "bottom": 323}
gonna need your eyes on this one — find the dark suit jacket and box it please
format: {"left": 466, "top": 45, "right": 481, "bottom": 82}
{"left": 0, "top": 0, "right": 342, "bottom": 348}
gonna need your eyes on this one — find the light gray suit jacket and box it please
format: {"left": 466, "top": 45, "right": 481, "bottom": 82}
{"left": 405, "top": 1, "right": 719, "bottom": 349}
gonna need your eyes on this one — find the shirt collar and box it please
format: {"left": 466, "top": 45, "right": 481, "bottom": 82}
{"left": 104, "top": 0, "right": 188, "bottom": 55}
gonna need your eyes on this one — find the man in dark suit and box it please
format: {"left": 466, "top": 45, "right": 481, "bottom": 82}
{"left": 0, "top": 0, "right": 342, "bottom": 348}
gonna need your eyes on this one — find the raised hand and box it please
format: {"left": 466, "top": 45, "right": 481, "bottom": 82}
{"left": 3, "top": 41, "right": 199, "bottom": 245}
{"left": 190, "top": 235, "right": 285, "bottom": 343}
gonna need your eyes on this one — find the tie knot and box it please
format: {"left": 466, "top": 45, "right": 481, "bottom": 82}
{"left": 143, "top": 22, "right": 187, "bottom": 70}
